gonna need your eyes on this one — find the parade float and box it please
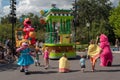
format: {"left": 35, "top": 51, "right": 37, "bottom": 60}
{"left": 40, "top": 4, "right": 76, "bottom": 59}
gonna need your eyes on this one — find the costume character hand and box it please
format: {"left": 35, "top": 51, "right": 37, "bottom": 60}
{"left": 16, "top": 47, "right": 24, "bottom": 52}
{"left": 29, "top": 52, "right": 36, "bottom": 57}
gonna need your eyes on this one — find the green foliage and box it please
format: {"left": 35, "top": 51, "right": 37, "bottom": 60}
{"left": 0, "top": 1, "right": 115, "bottom": 44}
{"left": 0, "top": 13, "right": 46, "bottom": 43}
{"left": 109, "top": 2, "right": 120, "bottom": 38}
{"left": 0, "top": 24, "right": 12, "bottom": 43}
{"left": 75, "top": 0, "right": 113, "bottom": 43}
{"left": 17, "top": 13, "right": 44, "bottom": 31}
{"left": 76, "top": 44, "right": 88, "bottom": 51}
{"left": 36, "top": 29, "right": 45, "bottom": 41}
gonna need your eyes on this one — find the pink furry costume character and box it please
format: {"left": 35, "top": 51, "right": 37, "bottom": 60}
{"left": 99, "top": 34, "right": 113, "bottom": 66}
{"left": 23, "top": 18, "right": 36, "bottom": 45}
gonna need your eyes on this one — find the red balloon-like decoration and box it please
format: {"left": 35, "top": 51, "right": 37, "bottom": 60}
{"left": 29, "top": 32, "right": 36, "bottom": 38}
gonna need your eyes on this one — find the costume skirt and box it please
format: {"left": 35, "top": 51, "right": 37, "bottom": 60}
{"left": 17, "top": 53, "right": 34, "bottom": 66}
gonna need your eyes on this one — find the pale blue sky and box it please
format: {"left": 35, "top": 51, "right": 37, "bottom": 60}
{"left": 1, "top": 0, "right": 9, "bottom": 6}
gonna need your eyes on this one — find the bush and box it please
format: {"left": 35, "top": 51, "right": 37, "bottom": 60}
{"left": 76, "top": 44, "right": 88, "bottom": 52}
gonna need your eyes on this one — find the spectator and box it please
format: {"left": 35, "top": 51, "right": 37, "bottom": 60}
{"left": 114, "top": 38, "right": 119, "bottom": 51}
{"left": 79, "top": 55, "right": 86, "bottom": 72}
{"left": 5, "top": 38, "right": 12, "bottom": 54}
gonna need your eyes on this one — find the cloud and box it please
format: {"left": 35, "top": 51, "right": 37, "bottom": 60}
{"left": 111, "top": 0, "right": 119, "bottom": 6}
{"left": 1, "top": 0, "right": 74, "bottom": 17}
{"left": 16, "top": 0, "right": 73, "bottom": 17}
{"left": 0, "top": 0, "right": 119, "bottom": 17}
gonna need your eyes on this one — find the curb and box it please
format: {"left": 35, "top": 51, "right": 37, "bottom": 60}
{"left": 76, "top": 51, "right": 120, "bottom": 54}
{"left": 112, "top": 51, "right": 120, "bottom": 54}
{"left": 0, "top": 63, "right": 8, "bottom": 67}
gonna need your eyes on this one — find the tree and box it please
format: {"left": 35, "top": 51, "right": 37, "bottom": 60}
{"left": 0, "top": 13, "right": 46, "bottom": 41}
{"left": 74, "top": 0, "right": 113, "bottom": 43}
{"left": 0, "top": 24, "right": 12, "bottom": 43}
{"left": 109, "top": 2, "right": 120, "bottom": 38}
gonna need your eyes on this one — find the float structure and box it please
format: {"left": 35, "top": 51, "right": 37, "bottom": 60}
{"left": 41, "top": 5, "right": 76, "bottom": 59}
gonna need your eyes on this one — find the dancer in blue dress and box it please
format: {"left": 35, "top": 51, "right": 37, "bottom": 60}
{"left": 16, "top": 42, "right": 35, "bottom": 75}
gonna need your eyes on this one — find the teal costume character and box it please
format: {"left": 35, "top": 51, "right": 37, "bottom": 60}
{"left": 16, "top": 42, "right": 34, "bottom": 75}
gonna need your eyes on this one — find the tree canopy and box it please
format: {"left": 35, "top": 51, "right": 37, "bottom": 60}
{"left": 109, "top": 2, "right": 120, "bottom": 38}
{"left": 0, "top": 13, "right": 45, "bottom": 43}
{"left": 74, "top": 0, "right": 114, "bottom": 43}
{"left": 0, "top": 1, "right": 118, "bottom": 44}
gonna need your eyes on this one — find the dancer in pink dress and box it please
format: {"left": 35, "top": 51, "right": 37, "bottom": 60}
{"left": 99, "top": 34, "right": 113, "bottom": 67}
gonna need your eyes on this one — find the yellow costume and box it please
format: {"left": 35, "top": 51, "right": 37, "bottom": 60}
{"left": 88, "top": 44, "right": 101, "bottom": 64}
{"left": 59, "top": 56, "right": 70, "bottom": 73}
{"left": 88, "top": 44, "right": 101, "bottom": 57}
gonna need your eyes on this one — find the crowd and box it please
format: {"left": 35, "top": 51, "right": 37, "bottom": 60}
{"left": 0, "top": 38, "right": 15, "bottom": 63}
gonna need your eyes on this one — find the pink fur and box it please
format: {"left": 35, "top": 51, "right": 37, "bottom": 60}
{"left": 99, "top": 34, "right": 113, "bottom": 66}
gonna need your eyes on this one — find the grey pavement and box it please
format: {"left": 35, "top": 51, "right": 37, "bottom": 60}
{"left": 0, "top": 52, "right": 120, "bottom": 80}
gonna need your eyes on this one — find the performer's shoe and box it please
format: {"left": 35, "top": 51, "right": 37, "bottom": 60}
{"left": 25, "top": 70, "right": 29, "bottom": 75}
{"left": 20, "top": 69, "right": 24, "bottom": 72}
{"left": 35, "top": 62, "right": 37, "bottom": 66}
{"left": 44, "top": 66, "right": 48, "bottom": 69}
{"left": 38, "top": 63, "right": 40, "bottom": 66}
{"left": 107, "top": 61, "right": 112, "bottom": 66}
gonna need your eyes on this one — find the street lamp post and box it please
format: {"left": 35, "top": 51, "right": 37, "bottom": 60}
{"left": 72, "top": 0, "right": 78, "bottom": 51}
{"left": 86, "top": 23, "right": 90, "bottom": 45}
{"left": 10, "top": 0, "right": 16, "bottom": 56}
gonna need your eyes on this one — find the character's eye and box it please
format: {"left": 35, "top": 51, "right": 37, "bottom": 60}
{"left": 26, "top": 21, "right": 31, "bottom": 24}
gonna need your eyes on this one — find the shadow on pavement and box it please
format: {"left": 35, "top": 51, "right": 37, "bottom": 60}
{"left": 98, "top": 69, "right": 120, "bottom": 72}
{"left": 67, "top": 55, "right": 81, "bottom": 60}
{"left": 29, "top": 69, "right": 80, "bottom": 75}
{"left": 29, "top": 70, "right": 58, "bottom": 74}
{"left": 85, "top": 69, "right": 120, "bottom": 73}
{"left": 111, "top": 64, "right": 120, "bottom": 67}
{"left": 70, "top": 69, "right": 80, "bottom": 72}
{"left": 0, "top": 63, "right": 19, "bottom": 72}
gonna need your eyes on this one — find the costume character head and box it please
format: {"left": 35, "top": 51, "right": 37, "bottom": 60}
{"left": 100, "top": 34, "right": 108, "bottom": 42}
{"left": 22, "top": 42, "right": 29, "bottom": 48}
{"left": 23, "top": 18, "right": 32, "bottom": 28}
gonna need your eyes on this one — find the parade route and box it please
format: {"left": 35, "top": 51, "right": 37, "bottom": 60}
{"left": 0, "top": 52, "right": 120, "bottom": 80}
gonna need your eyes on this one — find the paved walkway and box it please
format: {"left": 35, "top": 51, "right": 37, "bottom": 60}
{"left": 0, "top": 52, "right": 120, "bottom": 80}
{"left": 0, "top": 50, "right": 119, "bottom": 67}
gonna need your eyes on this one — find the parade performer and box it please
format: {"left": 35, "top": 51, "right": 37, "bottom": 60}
{"left": 34, "top": 51, "right": 40, "bottom": 66}
{"left": 99, "top": 34, "right": 113, "bottom": 66}
{"left": 43, "top": 47, "right": 50, "bottom": 69}
{"left": 16, "top": 42, "right": 35, "bottom": 75}
{"left": 59, "top": 53, "right": 70, "bottom": 73}
{"left": 23, "top": 18, "right": 36, "bottom": 45}
{"left": 87, "top": 39, "right": 101, "bottom": 72}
